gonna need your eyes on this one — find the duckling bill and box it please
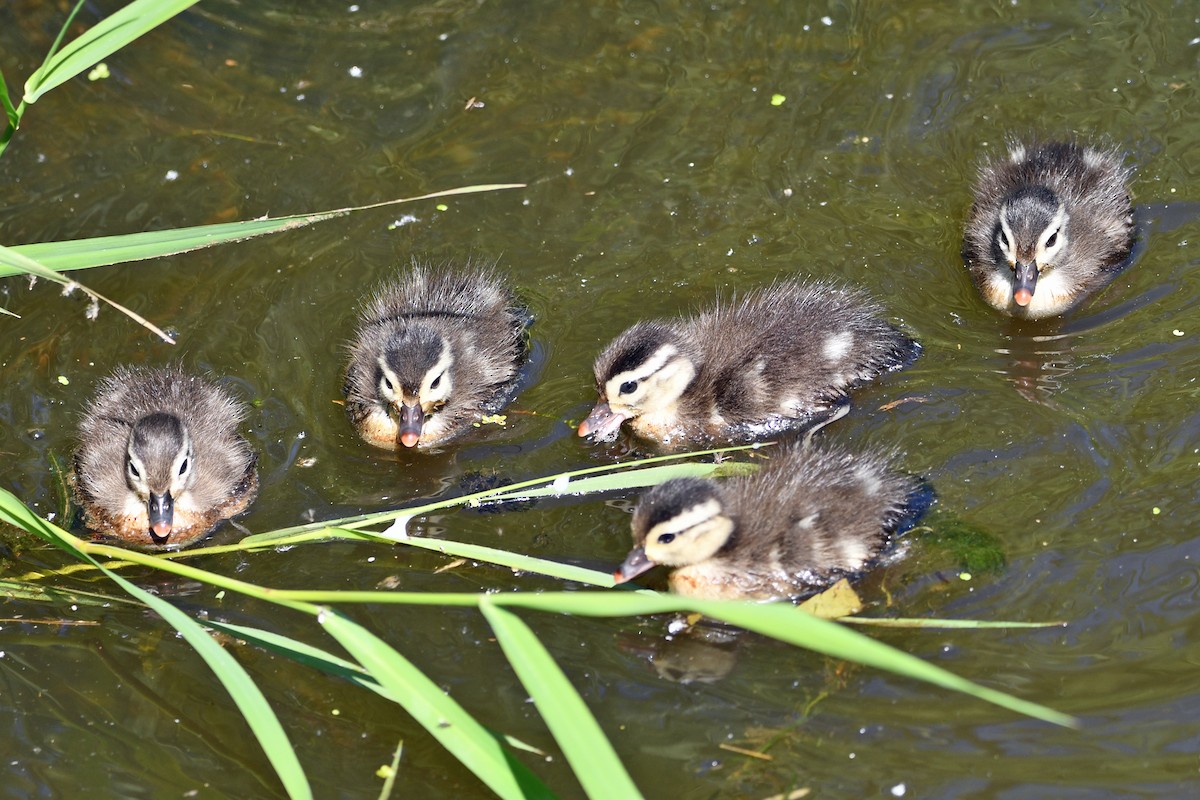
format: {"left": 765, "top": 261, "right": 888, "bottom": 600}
{"left": 343, "top": 262, "right": 528, "bottom": 451}
{"left": 580, "top": 279, "right": 918, "bottom": 446}
{"left": 963, "top": 139, "right": 1134, "bottom": 319}
{"left": 613, "top": 443, "right": 927, "bottom": 601}
{"left": 73, "top": 366, "right": 258, "bottom": 550}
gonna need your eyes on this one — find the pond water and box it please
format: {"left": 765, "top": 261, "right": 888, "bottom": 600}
{"left": 3, "top": 0, "right": 1200, "bottom": 797}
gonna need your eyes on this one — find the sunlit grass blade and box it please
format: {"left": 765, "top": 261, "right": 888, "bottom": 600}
{"left": 481, "top": 602, "right": 643, "bottom": 800}
{"left": 0, "top": 243, "right": 174, "bottom": 342}
{"left": 0, "top": 489, "right": 313, "bottom": 798}
{"left": 23, "top": 0, "right": 201, "bottom": 104}
{"left": 0, "top": 577, "right": 133, "bottom": 607}
{"left": 843, "top": 617, "right": 1065, "bottom": 629}
{"left": 317, "top": 608, "right": 557, "bottom": 800}
{"left": 2, "top": 185, "right": 525, "bottom": 278}
{"left": 0, "top": 68, "right": 17, "bottom": 153}
{"left": 477, "top": 461, "right": 746, "bottom": 503}
{"left": 360, "top": 530, "right": 614, "bottom": 586}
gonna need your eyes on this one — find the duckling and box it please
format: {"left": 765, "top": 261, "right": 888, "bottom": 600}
{"left": 73, "top": 366, "right": 258, "bottom": 550}
{"left": 612, "top": 443, "right": 924, "bottom": 601}
{"left": 963, "top": 139, "right": 1134, "bottom": 319}
{"left": 578, "top": 279, "right": 918, "bottom": 446}
{"left": 343, "top": 262, "right": 527, "bottom": 451}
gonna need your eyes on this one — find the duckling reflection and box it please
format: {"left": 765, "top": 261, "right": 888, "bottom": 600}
{"left": 963, "top": 139, "right": 1134, "bottom": 319}
{"left": 617, "top": 624, "right": 740, "bottom": 685}
{"left": 73, "top": 366, "right": 258, "bottom": 550}
{"left": 579, "top": 279, "right": 918, "bottom": 447}
{"left": 614, "top": 443, "right": 928, "bottom": 601}
{"left": 343, "top": 262, "right": 528, "bottom": 451}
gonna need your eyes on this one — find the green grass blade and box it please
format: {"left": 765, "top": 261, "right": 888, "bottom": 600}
{"left": 0, "top": 68, "right": 19, "bottom": 155}
{"left": 0, "top": 489, "right": 313, "bottom": 798}
{"left": 318, "top": 609, "right": 557, "bottom": 800}
{"left": 1, "top": 184, "right": 525, "bottom": 278}
{"left": 481, "top": 603, "right": 643, "bottom": 800}
{"left": 479, "top": 461, "right": 737, "bottom": 502}
{"left": 842, "top": 617, "right": 1065, "bottom": 629}
{"left": 0, "top": 243, "right": 175, "bottom": 342}
{"left": 363, "top": 531, "right": 615, "bottom": 587}
{"left": 23, "top": 0, "right": 201, "bottom": 104}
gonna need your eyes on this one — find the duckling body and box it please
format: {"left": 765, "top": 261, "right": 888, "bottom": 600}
{"left": 963, "top": 139, "right": 1134, "bottom": 319}
{"left": 613, "top": 443, "right": 923, "bottom": 601}
{"left": 579, "top": 280, "right": 917, "bottom": 446}
{"left": 343, "top": 263, "right": 527, "bottom": 451}
{"left": 73, "top": 366, "right": 258, "bottom": 550}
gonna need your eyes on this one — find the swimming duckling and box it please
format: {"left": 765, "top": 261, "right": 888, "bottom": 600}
{"left": 613, "top": 443, "right": 924, "bottom": 601}
{"left": 963, "top": 139, "right": 1134, "bottom": 319}
{"left": 343, "top": 262, "right": 527, "bottom": 451}
{"left": 578, "top": 279, "right": 918, "bottom": 446}
{"left": 73, "top": 366, "right": 258, "bottom": 550}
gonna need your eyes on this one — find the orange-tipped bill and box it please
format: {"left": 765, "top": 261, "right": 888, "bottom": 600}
{"left": 1013, "top": 262, "right": 1038, "bottom": 308}
{"left": 578, "top": 401, "right": 627, "bottom": 441}
{"left": 613, "top": 546, "right": 656, "bottom": 583}
{"left": 397, "top": 402, "right": 424, "bottom": 448}
{"left": 148, "top": 491, "right": 174, "bottom": 543}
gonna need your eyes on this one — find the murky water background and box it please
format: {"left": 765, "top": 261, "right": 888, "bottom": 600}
{"left": 4, "top": 0, "right": 1200, "bottom": 796}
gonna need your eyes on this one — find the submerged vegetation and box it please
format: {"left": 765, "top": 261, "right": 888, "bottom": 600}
{"left": 1, "top": 3, "right": 1072, "bottom": 799}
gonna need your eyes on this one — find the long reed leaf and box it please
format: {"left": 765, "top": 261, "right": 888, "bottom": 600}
{"left": 23, "top": 0, "right": 201, "bottom": 104}
{"left": 1, "top": 185, "right": 525, "bottom": 278}
{"left": 482, "top": 602, "right": 643, "bottom": 800}
{"left": 317, "top": 608, "right": 556, "bottom": 800}
{"left": 0, "top": 489, "right": 312, "bottom": 798}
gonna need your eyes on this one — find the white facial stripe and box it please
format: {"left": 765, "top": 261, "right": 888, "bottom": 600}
{"left": 1039, "top": 203, "right": 1069, "bottom": 256}
{"left": 421, "top": 340, "right": 454, "bottom": 404}
{"left": 646, "top": 497, "right": 723, "bottom": 540}
{"left": 377, "top": 356, "right": 402, "bottom": 401}
{"left": 606, "top": 343, "right": 679, "bottom": 396}
{"left": 998, "top": 211, "right": 1017, "bottom": 261}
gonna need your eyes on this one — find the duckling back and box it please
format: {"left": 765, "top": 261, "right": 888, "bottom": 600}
{"left": 582, "top": 279, "right": 918, "bottom": 445}
{"left": 618, "top": 442, "right": 924, "bottom": 601}
{"left": 343, "top": 262, "right": 528, "bottom": 450}
{"left": 963, "top": 139, "right": 1134, "bottom": 319}
{"left": 73, "top": 366, "right": 257, "bottom": 550}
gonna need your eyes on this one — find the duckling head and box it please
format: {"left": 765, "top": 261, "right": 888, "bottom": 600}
{"left": 994, "top": 185, "right": 1069, "bottom": 308}
{"left": 614, "top": 478, "right": 735, "bottom": 582}
{"left": 579, "top": 322, "right": 697, "bottom": 441}
{"left": 376, "top": 327, "right": 454, "bottom": 448}
{"left": 125, "top": 412, "right": 194, "bottom": 545}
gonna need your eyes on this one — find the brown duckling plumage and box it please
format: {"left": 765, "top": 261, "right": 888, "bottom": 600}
{"left": 963, "top": 139, "right": 1134, "bottom": 319}
{"left": 613, "top": 443, "right": 924, "bottom": 601}
{"left": 343, "top": 262, "right": 527, "bottom": 451}
{"left": 578, "top": 279, "right": 918, "bottom": 446}
{"left": 73, "top": 366, "right": 258, "bottom": 550}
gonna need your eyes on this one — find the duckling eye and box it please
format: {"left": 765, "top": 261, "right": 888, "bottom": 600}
{"left": 656, "top": 533, "right": 676, "bottom": 545}
{"left": 997, "top": 229, "right": 1010, "bottom": 251}
{"left": 619, "top": 380, "right": 638, "bottom": 396}
{"left": 178, "top": 458, "right": 189, "bottom": 476}
{"left": 1045, "top": 230, "right": 1059, "bottom": 248}
{"left": 430, "top": 373, "right": 443, "bottom": 390}
{"left": 381, "top": 375, "right": 395, "bottom": 393}
{"left": 127, "top": 461, "right": 141, "bottom": 480}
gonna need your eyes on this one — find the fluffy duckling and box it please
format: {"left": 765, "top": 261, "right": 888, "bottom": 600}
{"left": 343, "top": 263, "right": 527, "bottom": 451}
{"left": 963, "top": 139, "right": 1134, "bottom": 319}
{"left": 73, "top": 366, "right": 258, "bottom": 550}
{"left": 613, "top": 443, "right": 924, "bottom": 601}
{"left": 578, "top": 280, "right": 917, "bottom": 446}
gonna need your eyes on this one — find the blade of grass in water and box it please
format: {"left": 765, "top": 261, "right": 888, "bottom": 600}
{"left": 1, "top": 185, "right": 524, "bottom": 278}
{"left": 318, "top": 609, "right": 557, "bottom": 800}
{"left": 22, "top": 0, "right": 202, "bottom": 104}
{"left": 482, "top": 602, "right": 644, "bottom": 800}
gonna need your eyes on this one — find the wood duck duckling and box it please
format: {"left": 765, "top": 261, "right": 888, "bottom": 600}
{"left": 578, "top": 279, "right": 918, "bottom": 446}
{"left": 343, "top": 262, "right": 528, "bottom": 451}
{"left": 613, "top": 443, "right": 925, "bottom": 601}
{"left": 73, "top": 366, "right": 258, "bottom": 550}
{"left": 963, "top": 139, "right": 1134, "bottom": 319}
